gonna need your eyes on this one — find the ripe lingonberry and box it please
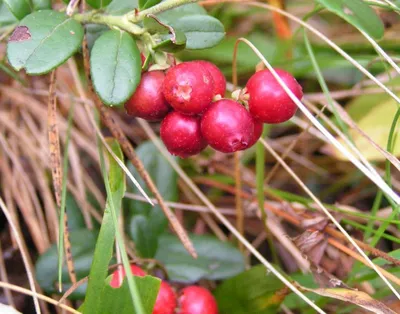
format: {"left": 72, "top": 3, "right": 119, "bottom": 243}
{"left": 162, "top": 62, "right": 214, "bottom": 115}
{"left": 178, "top": 286, "right": 218, "bottom": 314}
{"left": 153, "top": 282, "right": 177, "bottom": 314}
{"left": 201, "top": 99, "right": 254, "bottom": 153}
{"left": 246, "top": 120, "right": 263, "bottom": 149}
{"left": 193, "top": 60, "right": 226, "bottom": 97}
{"left": 125, "top": 70, "right": 171, "bottom": 121}
{"left": 110, "top": 264, "right": 177, "bottom": 314}
{"left": 110, "top": 264, "right": 146, "bottom": 288}
{"left": 160, "top": 111, "right": 207, "bottom": 158}
{"left": 246, "top": 68, "right": 303, "bottom": 124}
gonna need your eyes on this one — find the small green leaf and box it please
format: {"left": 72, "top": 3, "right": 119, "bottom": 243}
{"left": 214, "top": 265, "right": 287, "bottom": 314}
{"left": 32, "top": 0, "right": 51, "bottom": 10}
{"left": 155, "top": 234, "right": 245, "bottom": 283}
{"left": 86, "top": 0, "right": 113, "bottom": 9}
{"left": 144, "top": 14, "right": 186, "bottom": 52}
{"left": 0, "top": 2, "right": 18, "bottom": 26}
{"left": 316, "top": 0, "right": 384, "bottom": 40}
{"left": 97, "top": 276, "right": 160, "bottom": 314}
{"left": 3, "top": 0, "right": 31, "bottom": 20}
{"left": 7, "top": 10, "right": 84, "bottom": 75}
{"left": 171, "top": 15, "right": 225, "bottom": 50}
{"left": 90, "top": 30, "right": 141, "bottom": 106}
{"left": 141, "top": 0, "right": 161, "bottom": 10}
{"left": 106, "top": 0, "right": 138, "bottom": 15}
{"left": 157, "top": 3, "right": 207, "bottom": 22}
{"left": 127, "top": 141, "right": 178, "bottom": 258}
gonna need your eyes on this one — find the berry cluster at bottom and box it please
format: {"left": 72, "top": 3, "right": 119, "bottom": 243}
{"left": 110, "top": 264, "right": 218, "bottom": 314}
{"left": 125, "top": 61, "right": 303, "bottom": 158}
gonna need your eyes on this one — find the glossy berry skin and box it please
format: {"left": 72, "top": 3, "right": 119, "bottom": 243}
{"left": 161, "top": 111, "right": 207, "bottom": 158}
{"left": 125, "top": 71, "right": 170, "bottom": 121}
{"left": 162, "top": 62, "right": 214, "bottom": 115}
{"left": 110, "top": 264, "right": 146, "bottom": 288}
{"left": 193, "top": 60, "right": 226, "bottom": 97}
{"left": 178, "top": 286, "right": 218, "bottom": 314}
{"left": 201, "top": 99, "right": 254, "bottom": 153}
{"left": 246, "top": 68, "right": 303, "bottom": 124}
{"left": 153, "top": 282, "right": 177, "bottom": 314}
{"left": 245, "top": 120, "right": 263, "bottom": 149}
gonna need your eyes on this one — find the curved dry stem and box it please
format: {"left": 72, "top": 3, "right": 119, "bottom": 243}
{"left": 0, "top": 197, "right": 41, "bottom": 313}
{"left": 137, "top": 118, "right": 327, "bottom": 314}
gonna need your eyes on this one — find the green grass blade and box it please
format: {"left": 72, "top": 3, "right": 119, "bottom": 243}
{"left": 97, "top": 136, "right": 146, "bottom": 314}
{"left": 303, "top": 31, "right": 351, "bottom": 140}
{"left": 83, "top": 138, "right": 125, "bottom": 314}
{"left": 57, "top": 102, "right": 75, "bottom": 291}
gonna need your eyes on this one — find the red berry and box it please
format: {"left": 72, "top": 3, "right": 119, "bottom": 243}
{"left": 178, "top": 286, "right": 218, "bottom": 314}
{"left": 193, "top": 61, "right": 226, "bottom": 97}
{"left": 161, "top": 111, "right": 207, "bottom": 158}
{"left": 153, "top": 282, "right": 177, "bottom": 314}
{"left": 125, "top": 71, "right": 171, "bottom": 121}
{"left": 201, "top": 99, "right": 254, "bottom": 153}
{"left": 162, "top": 62, "right": 214, "bottom": 115}
{"left": 110, "top": 264, "right": 146, "bottom": 288}
{"left": 246, "top": 68, "right": 303, "bottom": 124}
{"left": 245, "top": 120, "right": 263, "bottom": 149}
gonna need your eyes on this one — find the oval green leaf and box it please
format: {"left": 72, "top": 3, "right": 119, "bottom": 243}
{"left": 316, "top": 0, "right": 384, "bottom": 40}
{"left": 7, "top": 10, "right": 84, "bottom": 75}
{"left": 86, "top": 0, "right": 113, "bottom": 9}
{"left": 32, "top": 0, "right": 51, "bottom": 10}
{"left": 4, "top": 0, "right": 31, "bottom": 20}
{"left": 155, "top": 234, "right": 245, "bottom": 283}
{"left": 90, "top": 30, "right": 141, "bottom": 106}
{"left": 214, "top": 265, "right": 287, "bottom": 314}
{"left": 171, "top": 15, "right": 225, "bottom": 50}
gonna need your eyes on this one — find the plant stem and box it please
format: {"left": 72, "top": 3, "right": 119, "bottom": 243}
{"left": 127, "top": 0, "right": 199, "bottom": 21}
{"left": 73, "top": 12, "right": 145, "bottom": 35}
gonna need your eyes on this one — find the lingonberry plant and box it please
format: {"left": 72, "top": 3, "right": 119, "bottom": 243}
{"left": 178, "top": 286, "right": 218, "bottom": 314}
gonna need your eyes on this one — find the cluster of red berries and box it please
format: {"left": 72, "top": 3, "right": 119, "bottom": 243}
{"left": 125, "top": 60, "right": 303, "bottom": 158}
{"left": 110, "top": 264, "right": 218, "bottom": 314}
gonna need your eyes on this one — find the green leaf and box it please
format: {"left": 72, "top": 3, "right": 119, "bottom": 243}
{"left": 83, "top": 139, "right": 125, "bottom": 314}
{"left": 157, "top": 3, "right": 207, "bottom": 22}
{"left": 32, "top": 0, "right": 51, "bottom": 10}
{"left": 96, "top": 276, "right": 160, "bottom": 314}
{"left": 3, "top": 0, "right": 31, "bottom": 20}
{"left": 214, "top": 265, "right": 287, "bottom": 314}
{"left": 155, "top": 234, "right": 245, "bottom": 283}
{"left": 326, "top": 94, "right": 400, "bottom": 161}
{"left": 171, "top": 15, "right": 225, "bottom": 50}
{"left": 86, "top": 0, "right": 113, "bottom": 9}
{"left": 35, "top": 229, "right": 100, "bottom": 299}
{"left": 315, "top": 0, "right": 384, "bottom": 40}
{"left": 0, "top": 2, "right": 18, "bottom": 26}
{"left": 7, "top": 10, "right": 84, "bottom": 75}
{"left": 106, "top": 0, "right": 138, "bottom": 15}
{"left": 90, "top": 30, "right": 141, "bottom": 106}
{"left": 141, "top": 0, "right": 161, "bottom": 10}
{"left": 127, "top": 141, "right": 178, "bottom": 258}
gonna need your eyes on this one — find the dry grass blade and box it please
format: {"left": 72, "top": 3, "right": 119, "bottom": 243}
{"left": 80, "top": 33, "right": 196, "bottom": 258}
{"left": 47, "top": 70, "right": 77, "bottom": 286}
{"left": 0, "top": 197, "right": 41, "bottom": 314}
{"left": 138, "top": 118, "right": 327, "bottom": 314}
{"left": 234, "top": 152, "right": 244, "bottom": 251}
{"left": 260, "top": 138, "right": 400, "bottom": 299}
{"left": 0, "top": 281, "right": 80, "bottom": 314}
{"left": 301, "top": 286, "right": 397, "bottom": 314}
